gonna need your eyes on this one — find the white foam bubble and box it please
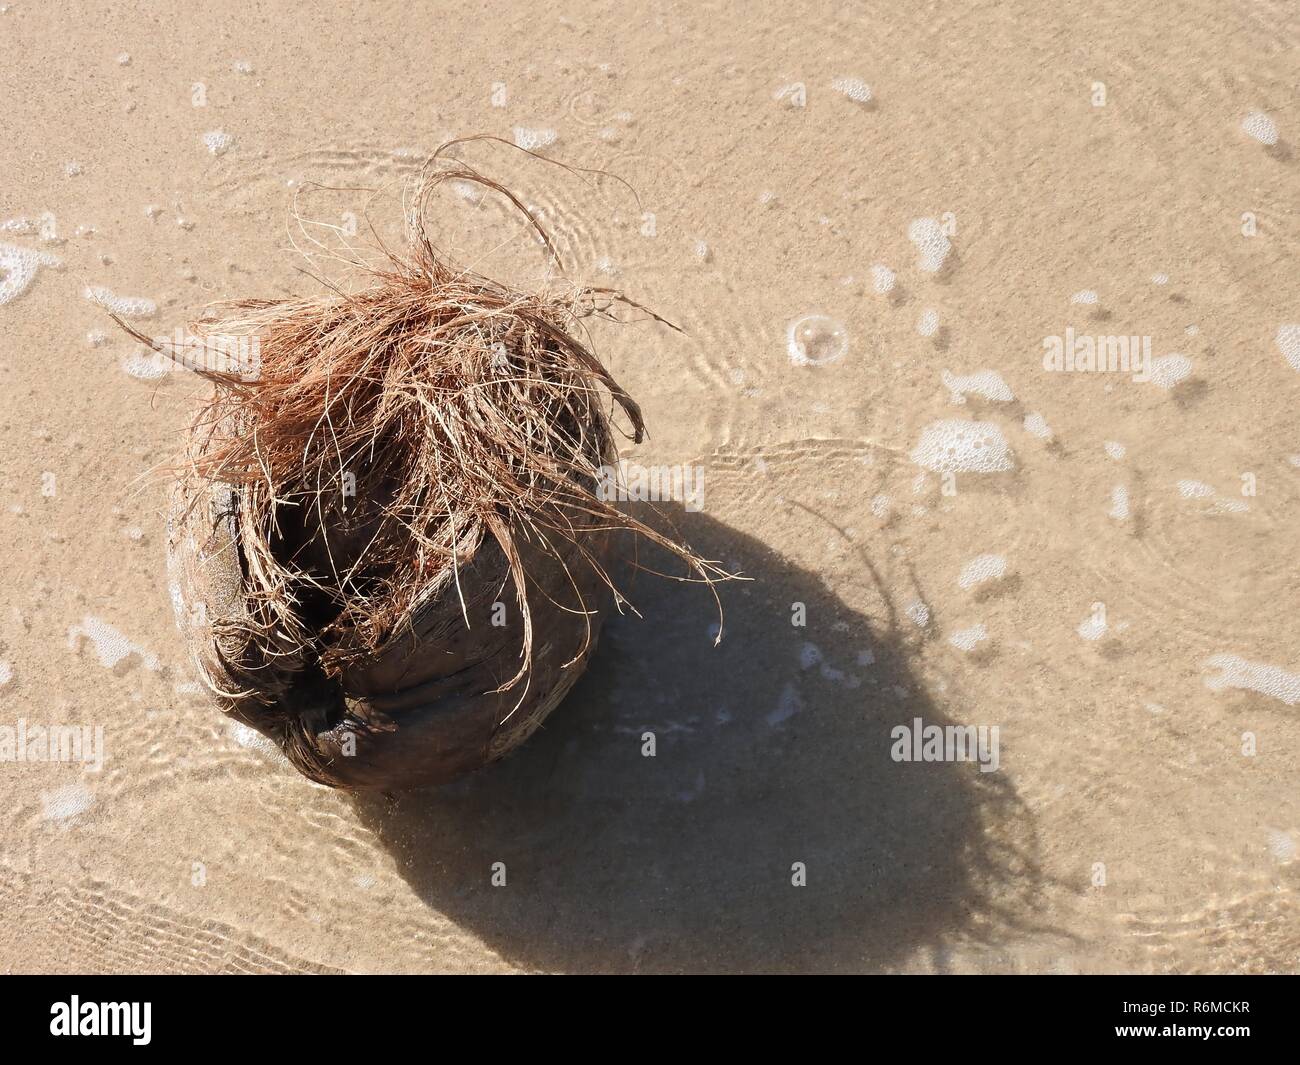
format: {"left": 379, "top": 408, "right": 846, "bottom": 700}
{"left": 41, "top": 784, "right": 94, "bottom": 821}
{"left": 1108, "top": 484, "right": 1130, "bottom": 520}
{"left": 1242, "top": 111, "right": 1279, "bottom": 147}
{"left": 203, "top": 130, "right": 234, "bottom": 156}
{"left": 83, "top": 285, "right": 156, "bottom": 319}
{"left": 910, "top": 419, "right": 1014, "bottom": 474}
{"left": 1023, "top": 412, "right": 1052, "bottom": 439}
{"left": 908, "top": 217, "right": 951, "bottom": 273}
{"left": 917, "top": 308, "right": 940, "bottom": 337}
{"left": 1147, "top": 353, "right": 1192, "bottom": 390}
{"left": 67, "top": 615, "right": 160, "bottom": 671}
{"left": 831, "top": 76, "right": 871, "bottom": 103}
{"left": 1177, "top": 479, "right": 1249, "bottom": 514}
{"left": 787, "top": 314, "right": 848, "bottom": 365}
{"left": 0, "top": 243, "right": 63, "bottom": 305}
{"left": 1104, "top": 441, "right": 1126, "bottom": 460}
{"left": 1070, "top": 289, "right": 1099, "bottom": 305}
{"left": 942, "top": 369, "right": 1013, "bottom": 404}
{"left": 1203, "top": 653, "right": 1300, "bottom": 705}
{"left": 905, "top": 599, "right": 930, "bottom": 628}
{"left": 870, "top": 493, "right": 891, "bottom": 517}
{"left": 122, "top": 350, "right": 168, "bottom": 381}
{"left": 958, "top": 554, "right": 1006, "bottom": 590}
{"left": 870, "top": 263, "right": 896, "bottom": 294}
{"left": 1151, "top": 273, "right": 1169, "bottom": 285}
{"left": 0, "top": 660, "right": 11, "bottom": 686}
{"left": 1275, "top": 324, "right": 1300, "bottom": 371}
{"left": 1077, "top": 613, "right": 1107, "bottom": 641}
{"left": 513, "top": 127, "right": 557, "bottom": 151}
{"left": 1266, "top": 829, "right": 1296, "bottom": 863}
{"left": 1177, "top": 479, "right": 1215, "bottom": 499}
{"left": 948, "top": 624, "right": 988, "bottom": 651}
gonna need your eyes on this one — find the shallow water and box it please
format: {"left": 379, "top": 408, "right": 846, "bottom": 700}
{"left": 0, "top": 0, "right": 1296, "bottom": 972}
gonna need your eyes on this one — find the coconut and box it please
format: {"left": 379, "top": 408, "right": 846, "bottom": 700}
{"left": 120, "top": 145, "right": 723, "bottom": 789}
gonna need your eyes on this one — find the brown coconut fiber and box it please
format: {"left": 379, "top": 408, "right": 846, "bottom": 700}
{"left": 118, "top": 142, "right": 726, "bottom": 790}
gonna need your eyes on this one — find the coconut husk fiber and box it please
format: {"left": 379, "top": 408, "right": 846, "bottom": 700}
{"left": 121, "top": 142, "right": 725, "bottom": 790}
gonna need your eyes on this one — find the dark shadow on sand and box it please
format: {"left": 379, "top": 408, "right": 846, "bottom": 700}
{"left": 353, "top": 509, "right": 1047, "bottom": 973}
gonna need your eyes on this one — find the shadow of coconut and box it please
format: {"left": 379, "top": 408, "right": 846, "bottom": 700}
{"left": 352, "top": 510, "right": 1047, "bottom": 973}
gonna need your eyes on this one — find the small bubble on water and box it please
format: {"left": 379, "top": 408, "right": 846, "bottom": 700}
{"left": 786, "top": 314, "right": 848, "bottom": 366}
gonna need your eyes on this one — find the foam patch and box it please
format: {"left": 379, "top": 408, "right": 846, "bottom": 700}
{"left": 203, "top": 130, "right": 235, "bottom": 156}
{"left": 1242, "top": 111, "right": 1279, "bottom": 146}
{"left": 1077, "top": 613, "right": 1107, "bottom": 641}
{"left": 83, "top": 285, "right": 157, "bottom": 319}
{"left": 1275, "top": 323, "right": 1300, "bottom": 371}
{"left": 41, "top": 784, "right": 94, "bottom": 821}
{"left": 67, "top": 615, "right": 160, "bottom": 671}
{"left": 513, "top": 127, "right": 557, "bottom": 151}
{"left": 831, "top": 76, "right": 872, "bottom": 103}
{"left": 958, "top": 554, "right": 1007, "bottom": 590}
{"left": 1147, "top": 353, "right": 1192, "bottom": 390}
{"left": 910, "top": 419, "right": 1014, "bottom": 474}
{"left": 0, "top": 243, "right": 63, "bottom": 305}
{"left": 948, "top": 624, "right": 988, "bottom": 651}
{"left": 1203, "top": 654, "right": 1300, "bottom": 705}
{"left": 908, "top": 217, "right": 951, "bottom": 273}
{"left": 942, "top": 369, "right": 1013, "bottom": 404}
{"left": 1108, "top": 484, "right": 1130, "bottom": 520}
{"left": 1023, "top": 412, "right": 1052, "bottom": 439}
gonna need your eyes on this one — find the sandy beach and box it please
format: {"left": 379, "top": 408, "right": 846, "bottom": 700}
{"left": 0, "top": 0, "right": 1297, "bottom": 973}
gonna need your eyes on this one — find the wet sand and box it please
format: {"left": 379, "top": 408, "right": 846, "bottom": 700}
{"left": 0, "top": 0, "right": 1297, "bottom": 972}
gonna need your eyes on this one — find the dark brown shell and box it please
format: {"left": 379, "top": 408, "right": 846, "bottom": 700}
{"left": 166, "top": 480, "right": 611, "bottom": 790}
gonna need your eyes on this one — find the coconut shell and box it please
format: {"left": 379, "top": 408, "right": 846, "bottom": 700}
{"left": 167, "top": 478, "right": 612, "bottom": 790}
